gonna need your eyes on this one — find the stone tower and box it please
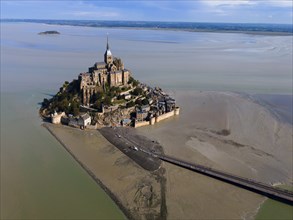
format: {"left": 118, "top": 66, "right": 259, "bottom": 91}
{"left": 104, "top": 35, "right": 113, "bottom": 64}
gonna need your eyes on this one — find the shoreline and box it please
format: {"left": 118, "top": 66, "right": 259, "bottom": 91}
{"left": 137, "top": 90, "right": 292, "bottom": 218}
{"left": 44, "top": 23, "right": 293, "bottom": 36}
{"left": 43, "top": 122, "right": 167, "bottom": 220}
{"left": 41, "top": 89, "right": 292, "bottom": 219}
{"left": 2, "top": 20, "right": 292, "bottom": 36}
{"left": 42, "top": 123, "right": 132, "bottom": 220}
{"left": 220, "top": 91, "right": 293, "bottom": 127}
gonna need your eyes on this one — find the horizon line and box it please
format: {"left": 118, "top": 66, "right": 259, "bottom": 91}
{"left": 1, "top": 18, "right": 292, "bottom": 26}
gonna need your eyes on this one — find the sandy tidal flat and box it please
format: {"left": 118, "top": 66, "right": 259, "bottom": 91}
{"left": 43, "top": 91, "right": 293, "bottom": 220}
{"left": 44, "top": 124, "right": 166, "bottom": 220}
{"left": 139, "top": 91, "right": 292, "bottom": 184}
{"left": 138, "top": 91, "right": 292, "bottom": 219}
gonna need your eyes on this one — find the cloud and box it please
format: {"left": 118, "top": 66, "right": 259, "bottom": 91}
{"left": 61, "top": 1, "right": 122, "bottom": 19}
{"left": 201, "top": 0, "right": 292, "bottom": 8}
{"left": 69, "top": 11, "right": 119, "bottom": 18}
{"left": 197, "top": 0, "right": 250, "bottom": 16}
{"left": 265, "top": 0, "right": 292, "bottom": 7}
{"left": 198, "top": 0, "right": 255, "bottom": 16}
{"left": 1, "top": 0, "right": 292, "bottom": 23}
{"left": 201, "top": 0, "right": 256, "bottom": 7}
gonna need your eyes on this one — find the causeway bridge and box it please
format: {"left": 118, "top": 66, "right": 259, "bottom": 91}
{"left": 103, "top": 127, "right": 293, "bottom": 205}
{"left": 139, "top": 149, "right": 293, "bottom": 205}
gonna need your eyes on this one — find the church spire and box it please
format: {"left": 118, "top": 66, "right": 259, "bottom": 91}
{"left": 104, "top": 34, "right": 112, "bottom": 64}
{"left": 106, "top": 34, "right": 109, "bottom": 50}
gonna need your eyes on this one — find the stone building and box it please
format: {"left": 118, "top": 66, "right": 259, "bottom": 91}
{"left": 51, "top": 111, "right": 65, "bottom": 124}
{"left": 79, "top": 36, "right": 131, "bottom": 106}
{"left": 78, "top": 113, "right": 91, "bottom": 127}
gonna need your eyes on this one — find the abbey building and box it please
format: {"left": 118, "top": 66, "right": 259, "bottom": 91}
{"left": 79, "top": 37, "right": 130, "bottom": 106}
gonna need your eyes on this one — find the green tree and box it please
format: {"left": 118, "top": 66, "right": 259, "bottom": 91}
{"left": 128, "top": 76, "right": 134, "bottom": 84}
{"left": 103, "top": 96, "right": 112, "bottom": 106}
{"left": 90, "top": 93, "right": 98, "bottom": 103}
{"left": 63, "top": 81, "right": 69, "bottom": 88}
{"left": 135, "top": 99, "right": 142, "bottom": 105}
{"left": 42, "top": 98, "right": 50, "bottom": 108}
{"left": 131, "top": 87, "right": 143, "bottom": 96}
{"left": 96, "top": 91, "right": 105, "bottom": 100}
{"left": 93, "top": 100, "right": 102, "bottom": 110}
{"left": 71, "top": 102, "right": 80, "bottom": 116}
{"left": 142, "top": 98, "right": 149, "bottom": 105}
{"left": 126, "top": 101, "right": 135, "bottom": 108}
{"left": 128, "top": 76, "right": 139, "bottom": 87}
{"left": 68, "top": 79, "right": 80, "bottom": 94}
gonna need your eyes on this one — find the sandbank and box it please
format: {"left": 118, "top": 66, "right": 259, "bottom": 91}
{"left": 43, "top": 90, "right": 293, "bottom": 219}
{"left": 44, "top": 123, "right": 166, "bottom": 220}
{"left": 139, "top": 90, "right": 292, "bottom": 184}
{"left": 138, "top": 90, "right": 292, "bottom": 219}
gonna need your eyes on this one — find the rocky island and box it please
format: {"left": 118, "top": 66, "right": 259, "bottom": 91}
{"left": 39, "top": 37, "right": 175, "bottom": 219}
{"left": 38, "top": 30, "right": 60, "bottom": 35}
{"left": 40, "top": 37, "right": 180, "bottom": 129}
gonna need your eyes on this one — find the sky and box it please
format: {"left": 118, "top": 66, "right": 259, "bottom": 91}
{"left": 1, "top": 0, "right": 292, "bottom": 24}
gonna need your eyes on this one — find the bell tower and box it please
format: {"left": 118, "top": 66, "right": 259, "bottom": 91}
{"left": 104, "top": 35, "right": 113, "bottom": 64}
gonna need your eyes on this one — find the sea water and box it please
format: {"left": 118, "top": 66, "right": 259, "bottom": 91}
{"left": 1, "top": 22, "right": 292, "bottom": 219}
{"left": 1, "top": 23, "right": 126, "bottom": 219}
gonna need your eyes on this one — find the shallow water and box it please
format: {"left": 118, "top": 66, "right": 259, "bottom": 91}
{"left": 1, "top": 22, "right": 292, "bottom": 219}
{"left": 252, "top": 94, "right": 293, "bottom": 125}
{"left": 256, "top": 199, "right": 293, "bottom": 220}
{"left": 0, "top": 93, "right": 126, "bottom": 219}
{"left": 1, "top": 22, "right": 292, "bottom": 94}
{"left": 1, "top": 23, "right": 127, "bottom": 219}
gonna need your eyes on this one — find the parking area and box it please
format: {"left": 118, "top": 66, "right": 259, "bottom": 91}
{"left": 99, "top": 127, "right": 162, "bottom": 171}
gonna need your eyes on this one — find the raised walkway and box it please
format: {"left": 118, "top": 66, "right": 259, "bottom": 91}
{"left": 103, "top": 128, "right": 293, "bottom": 205}
{"left": 139, "top": 148, "right": 293, "bottom": 205}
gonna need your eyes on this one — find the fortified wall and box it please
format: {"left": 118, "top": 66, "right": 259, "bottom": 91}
{"left": 134, "top": 107, "right": 180, "bottom": 128}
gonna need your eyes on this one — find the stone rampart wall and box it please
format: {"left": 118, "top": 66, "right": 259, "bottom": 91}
{"left": 134, "top": 121, "right": 150, "bottom": 128}
{"left": 156, "top": 110, "right": 175, "bottom": 123}
{"left": 134, "top": 108, "right": 180, "bottom": 128}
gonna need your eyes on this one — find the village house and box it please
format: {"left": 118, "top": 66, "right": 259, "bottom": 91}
{"left": 78, "top": 113, "right": 91, "bottom": 127}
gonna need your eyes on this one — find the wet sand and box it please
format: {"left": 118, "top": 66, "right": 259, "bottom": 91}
{"left": 44, "top": 123, "right": 166, "bottom": 220}
{"left": 139, "top": 91, "right": 292, "bottom": 183}
{"left": 138, "top": 91, "right": 292, "bottom": 219}
{"left": 44, "top": 91, "right": 292, "bottom": 219}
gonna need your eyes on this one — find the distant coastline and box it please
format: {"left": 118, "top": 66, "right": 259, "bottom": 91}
{"left": 2, "top": 19, "right": 293, "bottom": 36}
